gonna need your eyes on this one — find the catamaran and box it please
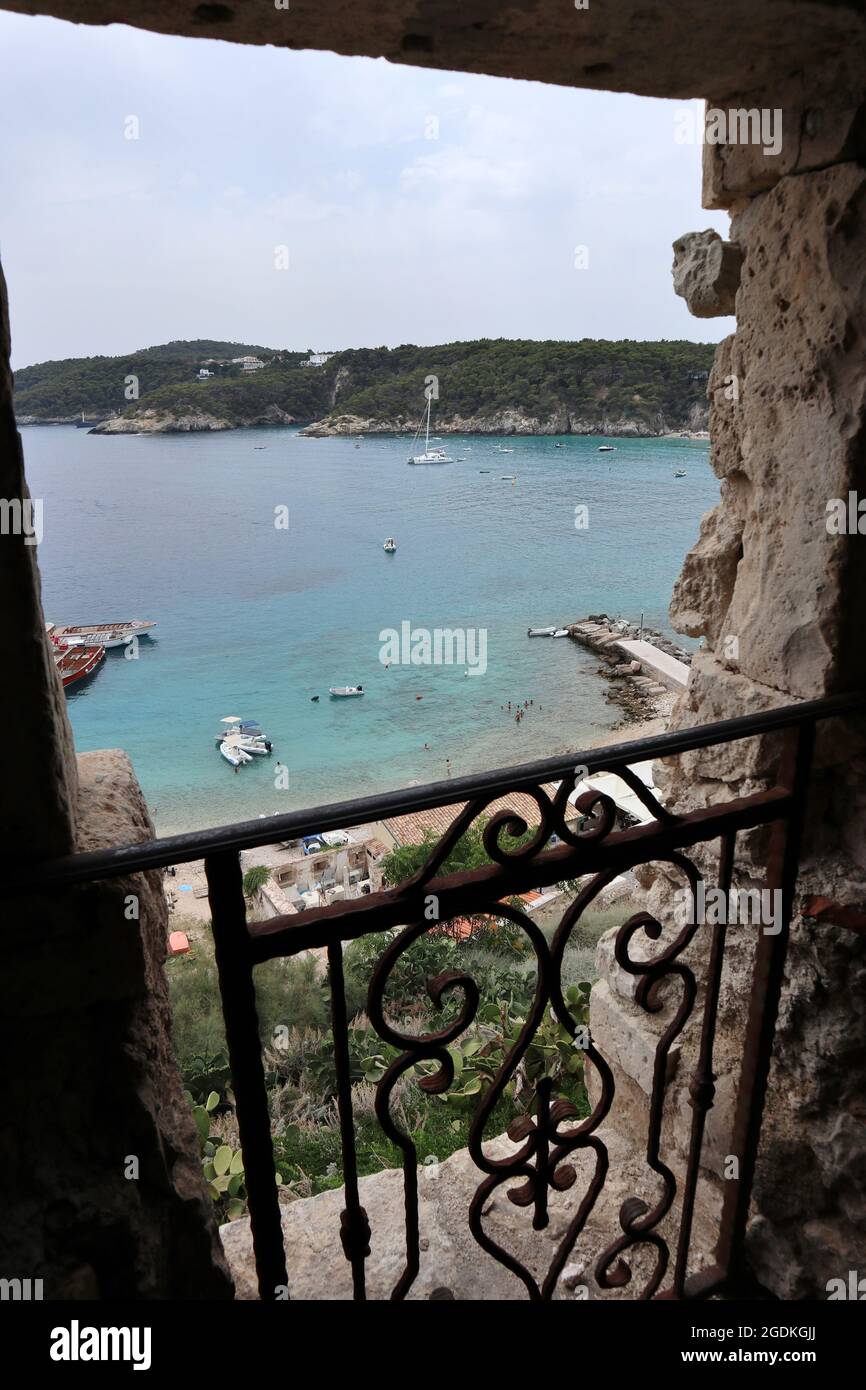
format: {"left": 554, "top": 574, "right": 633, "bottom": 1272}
{"left": 407, "top": 395, "right": 453, "bottom": 465}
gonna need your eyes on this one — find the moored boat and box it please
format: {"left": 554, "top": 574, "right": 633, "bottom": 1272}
{"left": 214, "top": 717, "right": 273, "bottom": 754}
{"left": 219, "top": 741, "right": 253, "bottom": 767}
{"left": 51, "top": 619, "right": 156, "bottom": 644}
{"left": 329, "top": 686, "right": 364, "bottom": 698}
{"left": 407, "top": 394, "right": 453, "bottom": 464}
{"left": 527, "top": 627, "right": 556, "bottom": 637}
{"left": 54, "top": 644, "right": 105, "bottom": 688}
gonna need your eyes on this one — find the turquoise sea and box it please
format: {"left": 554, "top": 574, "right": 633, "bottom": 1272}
{"left": 22, "top": 426, "right": 716, "bottom": 835}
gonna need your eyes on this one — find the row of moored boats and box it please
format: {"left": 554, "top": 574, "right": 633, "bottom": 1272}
{"left": 47, "top": 620, "right": 157, "bottom": 688}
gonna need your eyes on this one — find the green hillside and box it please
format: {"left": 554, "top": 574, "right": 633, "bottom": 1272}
{"left": 15, "top": 337, "right": 715, "bottom": 429}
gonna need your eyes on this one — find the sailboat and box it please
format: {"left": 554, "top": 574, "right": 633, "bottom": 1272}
{"left": 407, "top": 395, "right": 453, "bottom": 465}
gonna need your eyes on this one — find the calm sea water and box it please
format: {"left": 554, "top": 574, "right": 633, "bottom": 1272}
{"left": 22, "top": 425, "right": 716, "bottom": 835}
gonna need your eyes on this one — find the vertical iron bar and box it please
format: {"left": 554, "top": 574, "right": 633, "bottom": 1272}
{"left": 327, "top": 941, "right": 370, "bottom": 1300}
{"left": 715, "top": 720, "right": 816, "bottom": 1290}
{"left": 206, "top": 850, "right": 288, "bottom": 1300}
{"left": 673, "top": 833, "right": 734, "bottom": 1296}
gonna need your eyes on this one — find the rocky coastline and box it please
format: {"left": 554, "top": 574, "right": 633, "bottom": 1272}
{"left": 566, "top": 614, "right": 693, "bottom": 725}
{"left": 88, "top": 404, "right": 297, "bottom": 434}
{"left": 299, "top": 403, "right": 709, "bottom": 438}
{"left": 19, "top": 404, "right": 709, "bottom": 439}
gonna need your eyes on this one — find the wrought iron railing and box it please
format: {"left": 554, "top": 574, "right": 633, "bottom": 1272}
{"left": 17, "top": 692, "right": 866, "bottom": 1300}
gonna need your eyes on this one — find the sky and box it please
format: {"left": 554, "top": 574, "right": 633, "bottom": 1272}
{"left": 0, "top": 12, "right": 733, "bottom": 368}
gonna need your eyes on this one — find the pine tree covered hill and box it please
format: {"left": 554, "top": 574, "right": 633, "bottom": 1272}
{"left": 14, "top": 337, "right": 716, "bottom": 432}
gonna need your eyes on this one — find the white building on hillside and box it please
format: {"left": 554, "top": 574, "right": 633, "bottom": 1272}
{"left": 303, "top": 351, "right": 336, "bottom": 367}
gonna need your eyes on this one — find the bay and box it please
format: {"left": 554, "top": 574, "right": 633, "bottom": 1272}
{"left": 22, "top": 425, "right": 716, "bottom": 835}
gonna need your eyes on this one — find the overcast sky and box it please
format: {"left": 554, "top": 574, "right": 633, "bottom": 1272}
{"left": 0, "top": 12, "right": 733, "bottom": 368}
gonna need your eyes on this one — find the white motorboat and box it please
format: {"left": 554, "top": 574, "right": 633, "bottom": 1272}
{"left": 383, "top": 537, "right": 397, "bottom": 552}
{"left": 214, "top": 717, "right": 273, "bottom": 754}
{"left": 552, "top": 629, "right": 569, "bottom": 638}
{"left": 674, "top": 469, "right": 687, "bottom": 478}
{"left": 226, "top": 737, "right": 271, "bottom": 756}
{"left": 598, "top": 445, "right": 616, "bottom": 452}
{"left": 220, "top": 741, "right": 253, "bottom": 767}
{"left": 408, "top": 395, "right": 453, "bottom": 464}
{"left": 528, "top": 627, "right": 556, "bottom": 637}
{"left": 329, "top": 686, "right": 364, "bottom": 698}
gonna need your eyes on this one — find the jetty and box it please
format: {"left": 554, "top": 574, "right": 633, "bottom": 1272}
{"left": 563, "top": 614, "right": 691, "bottom": 719}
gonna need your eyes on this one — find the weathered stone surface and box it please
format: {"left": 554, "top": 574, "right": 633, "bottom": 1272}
{"left": 677, "top": 165, "right": 866, "bottom": 702}
{"left": 0, "top": 257, "right": 78, "bottom": 862}
{"left": 589, "top": 980, "right": 681, "bottom": 1096}
{"left": 0, "top": 751, "right": 233, "bottom": 1298}
{"left": 702, "top": 63, "right": 866, "bottom": 208}
{"left": 7, "top": 1, "right": 866, "bottom": 107}
{"left": 672, "top": 230, "right": 743, "bottom": 317}
{"left": 221, "top": 1126, "right": 707, "bottom": 1301}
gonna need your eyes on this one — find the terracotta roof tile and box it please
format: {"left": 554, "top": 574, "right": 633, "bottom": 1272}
{"left": 382, "top": 783, "right": 569, "bottom": 847}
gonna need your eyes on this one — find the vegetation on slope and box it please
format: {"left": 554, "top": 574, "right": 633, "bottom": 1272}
{"left": 15, "top": 336, "right": 715, "bottom": 430}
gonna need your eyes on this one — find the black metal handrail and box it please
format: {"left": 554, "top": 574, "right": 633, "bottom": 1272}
{"left": 12, "top": 692, "right": 866, "bottom": 1301}
{"left": 6, "top": 689, "right": 863, "bottom": 892}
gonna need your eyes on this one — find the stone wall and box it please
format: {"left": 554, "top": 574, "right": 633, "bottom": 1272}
{"left": 0, "top": 750, "right": 232, "bottom": 1298}
{"left": 591, "top": 102, "right": 866, "bottom": 1296}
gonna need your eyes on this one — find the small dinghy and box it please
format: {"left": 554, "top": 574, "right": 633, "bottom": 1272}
{"left": 552, "top": 629, "right": 569, "bottom": 638}
{"left": 528, "top": 627, "right": 556, "bottom": 637}
{"left": 220, "top": 742, "right": 253, "bottom": 767}
{"left": 329, "top": 686, "right": 364, "bottom": 698}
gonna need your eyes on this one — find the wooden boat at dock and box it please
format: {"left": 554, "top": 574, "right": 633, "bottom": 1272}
{"left": 54, "top": 644, "right": 105, "bottom": 688}
{"left": 50, "top": 619, "right": 156, "bottom": 646}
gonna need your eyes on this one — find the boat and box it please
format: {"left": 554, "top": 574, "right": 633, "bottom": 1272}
{"left": 554, "top": 442, "right": 564, "bottom": 449}
{"left": 57, "top": 629, "right": 133, "bottom": 650}
{"left": 214, "top": 717, "right": 273, "bottom": 753}
{"left": 54, "top": 644, "right": 105, "bottom": 688}
{"left": 598, "top": 445, "right": 616, "bottom": 452}
{"left": 219, "top": 741, "right": 253, "bottom": 767}
{"left": 329, "top": 686, "right": 364, "bottom": 698}
{"left": 223, "top": 735, "right": 271, "bottom": 756}
{"left": 674, "top": 469, "right": 687, "bottom": 478}
{"left": 527, "top": 627, "right": 556, "bottom": 637}
{"left": 552, "top": 629, "right": 569, "bottom": 638}
{"left": 383, "top": 537, "right": 397, "bottom": 553}
{"left": 51, "top": 620, "right": 156, "bottom": 644}
{"left": 407, "top": 395, "right": 453, "bottom": 465}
